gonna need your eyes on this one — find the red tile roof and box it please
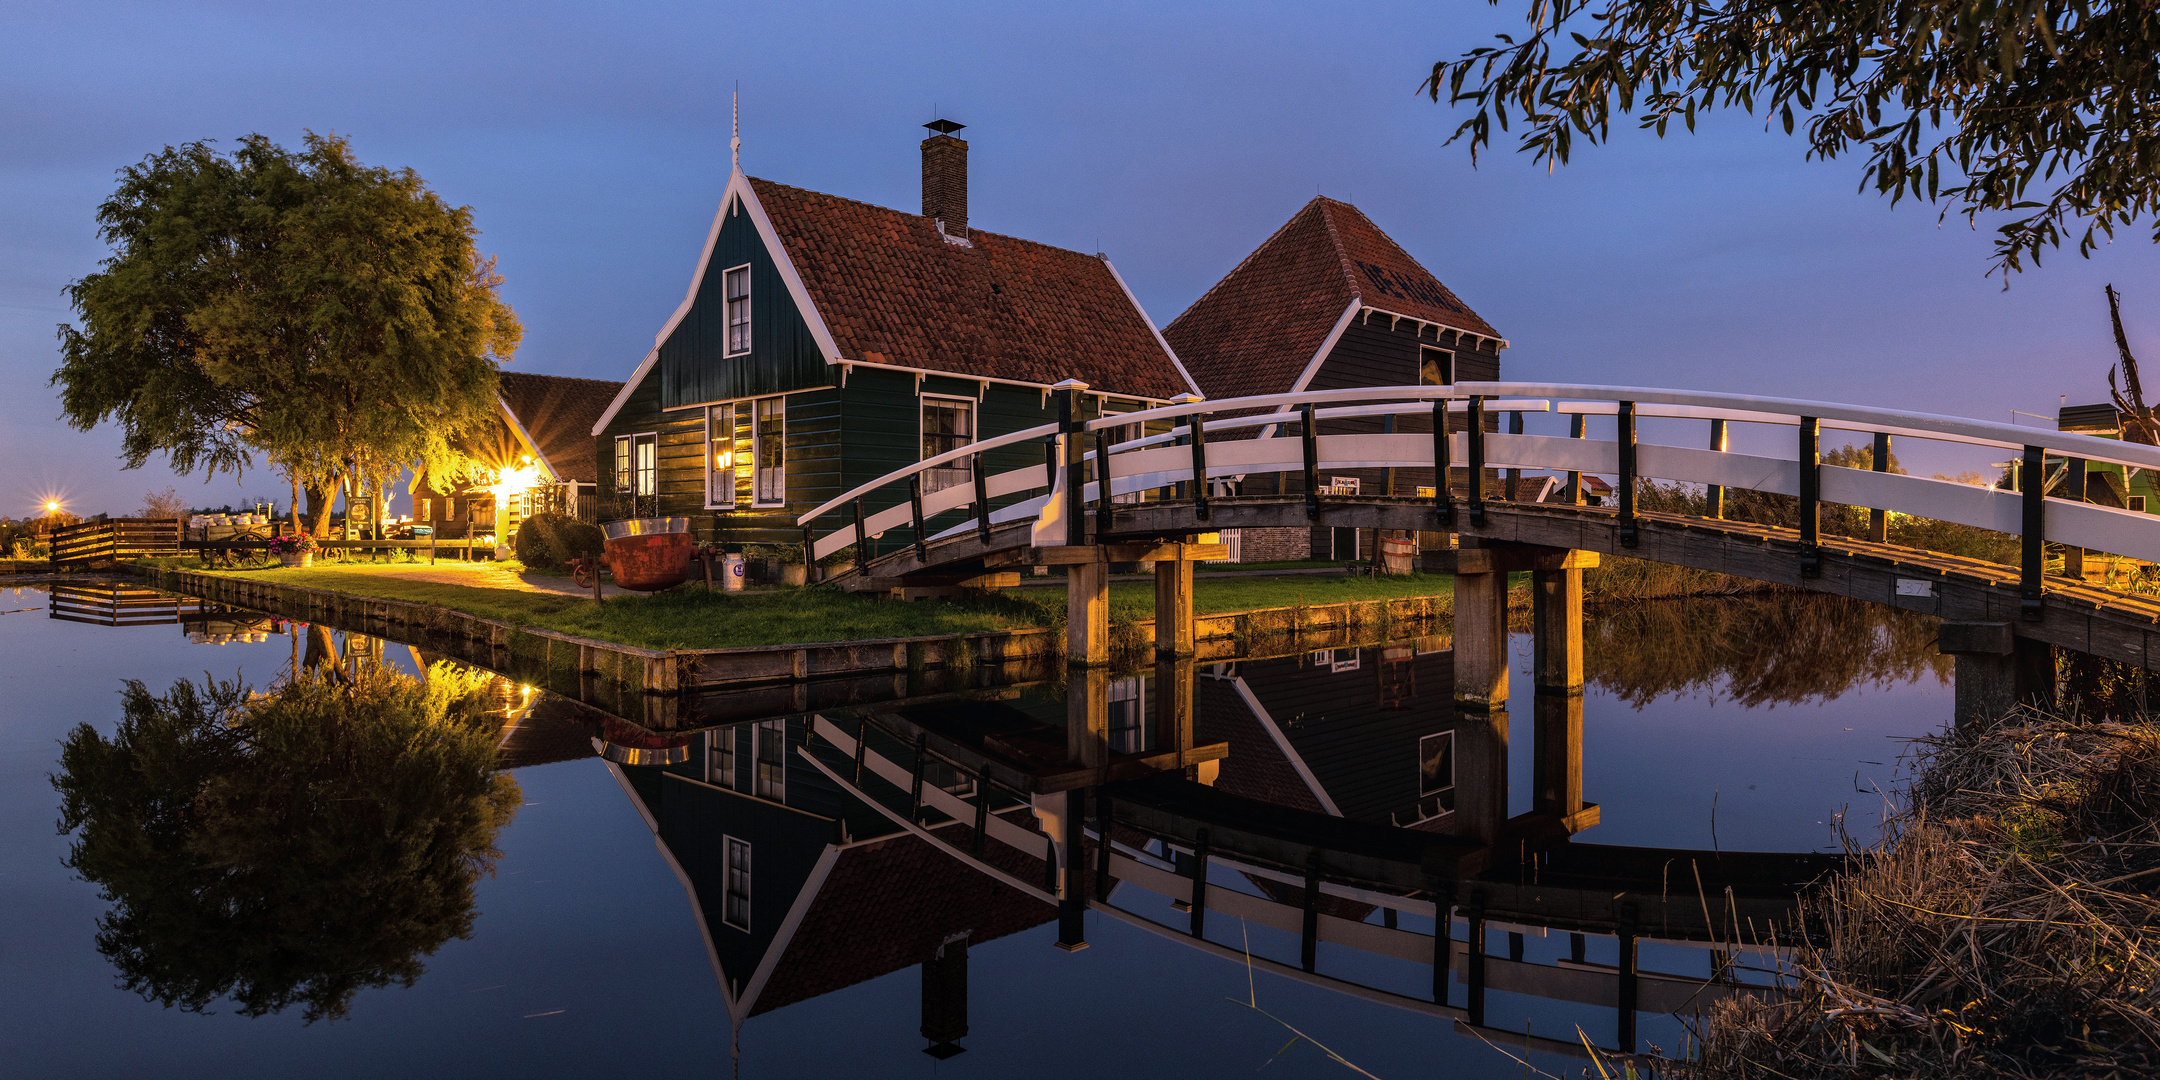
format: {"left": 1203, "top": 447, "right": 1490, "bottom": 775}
{"left": 1164, "top": 197, "right": 1500, "bottom": 400}
{"left": 749, "top": 177, "right": 1194, "bottom": 401}
{"left": 496, "top": 372, "right": 623, "bottom": 484}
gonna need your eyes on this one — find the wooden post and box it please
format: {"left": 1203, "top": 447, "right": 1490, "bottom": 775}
{"left": 1451, "top": 552, "right": 1508, "bottom": 709}
{"left": 1466, "top": 895, "right": 1487, "bottom": 1027}
{"left": 1055, "top": 788, "right": 1088, "bottom": 951}
{"left": 1429, "top": 877, "right": 1454, "bottom": 1006}
{"left": 972, "top": 775, "right": 991, "bottom": 857}
{"left": 1941, "top": 621, "right": 2056, "bottom": 725}
{"left": 2062, "top": 454, "right": 2086, "bottom": 579}
{"left": 1300, "top": 853, "right": 1321, "bottom": 973}
{"left": 1057, "top": 381, "right": 1090, "bottom": 547}
{"left": 1382, "top": 412, "right": 1399, "bottom": 497}
{"left": 1705, "top": 418, "right": 1726, "bottom": 519}
{"left": 1432, "top": 399, "right": 1455, "bottom": 527}
{"left": 1466, "top": 396, "right": 1486, "bottom": 522}
{"left": 1188, "top": 827, "right": 1210, "bottom": 939}
{"left": 853, "top": 500, "right": 870, "bottom": 575}
{"left": 972, "top": 453, "right": 992, "bottom": 545}
{"left": 1503, "top": 410, "right": 1522, "bottom": 499}
{"left": 1617, "top": 401, "right": 1637, "bottom": 547}
{"left": 1154, "top": 553, "right": 1194, "bottom": 657}
{"left": 2021, "top": 444, "right": 2044, "bottom": 621}
{"left": 1188, "top": 412, "right": 1210, "bottom": 522}
{"left": 1094, "top": 790, "right": 1113, "bottom": 900}
{"left": 1869, "top": 431, "right": 1892, "bottom": 542}
{"left": 1533, "top": 693, "right": 1584, "bottom": 818}
{"left": 1531, "top": 557, "right": 1586, "bottom": 695}
{"left": 1066, "top": 555, "right": 1109, "bottom": 666}
{"left": 1799, "top": 417, "right": 1821, "bottom": 577}
{"left": 1301, "top": 403, "right": 1321, "bottom": 520}
{"left": 1617, "top": 902, "right": 1639, "bottom": 1052}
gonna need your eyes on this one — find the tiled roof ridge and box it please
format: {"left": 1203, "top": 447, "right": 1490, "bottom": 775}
{"left": 498, "top": 371, "right": 624, "bottom": 388}
{"left": 1167, "top": 197, "right": 1345, "bottom": 334}
{"left": 1314, "top": 199, "right": 1366, "bottom": 306}
{"left": 748, "top": 175, "right": 1107, "bottom": 265}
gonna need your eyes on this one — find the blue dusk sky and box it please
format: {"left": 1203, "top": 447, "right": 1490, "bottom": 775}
{"left": 5, "top": 0, "right": 2158, "bottom": 515}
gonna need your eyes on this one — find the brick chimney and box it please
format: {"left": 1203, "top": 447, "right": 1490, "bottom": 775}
{"left": 921, "top": 119, "right": 968, "bottom": 240}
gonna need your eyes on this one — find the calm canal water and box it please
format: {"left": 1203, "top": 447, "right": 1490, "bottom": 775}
{"left": 0, "top": 580, "right": 1947, "bottom": 1078}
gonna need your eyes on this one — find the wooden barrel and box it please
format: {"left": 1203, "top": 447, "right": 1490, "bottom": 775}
{"left": 1380, "top": 532, "right": 1417, "bottom": 576}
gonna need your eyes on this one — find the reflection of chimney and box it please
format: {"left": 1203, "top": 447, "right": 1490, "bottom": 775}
{"left": 921, "top": 119, "right": 968, "bottom": 240}
{"left": 920, "top": 931, "right": 970, "bottom": 1058}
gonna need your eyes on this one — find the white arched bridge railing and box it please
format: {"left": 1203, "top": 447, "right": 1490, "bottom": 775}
{"left": 798, "top": 382, "right": 2160, "bottom": 614}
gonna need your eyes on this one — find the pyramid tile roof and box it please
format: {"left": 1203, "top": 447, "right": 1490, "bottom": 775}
{"left": 495, "top": 372, "right": 622, "bottom": 484}
{"left": 1164, "top": 197, "right": 1500, "bottom": 401}
{"left": 748, "top": 177, "right": 1194, "bottom": 401}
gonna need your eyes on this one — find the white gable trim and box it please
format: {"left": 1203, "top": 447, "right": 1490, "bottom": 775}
{"left": 590, "top": 170, "right": 845, "bottom": 435}
{"left": 736, "top": 844, "right": 843, "bottom": 1017}
{"left": 495, "top": 395, "right": 559, "bottom": 482}
{"left": 1286, "top": 298, "right": 1366, "bottom": 395}
{"left": 1099, "top": 256, "right": 1202, "bottom": 398}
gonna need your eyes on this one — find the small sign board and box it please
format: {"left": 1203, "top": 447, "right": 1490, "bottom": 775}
{"left": 1895, "top": 578, "right": 1935, "bottom": 597}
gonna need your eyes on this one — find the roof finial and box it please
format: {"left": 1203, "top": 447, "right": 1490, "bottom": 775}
{"left": 730, "top": 86, "right": 741, "bottom": 171}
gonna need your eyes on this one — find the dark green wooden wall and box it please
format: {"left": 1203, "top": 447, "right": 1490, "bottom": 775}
{"left": 658, "top": 195, "right": 829, "bottom": 409}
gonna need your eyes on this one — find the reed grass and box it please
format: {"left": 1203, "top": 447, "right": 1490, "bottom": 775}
{"left": 1687, "top": 708, "right": 2160, "bottom": 1078}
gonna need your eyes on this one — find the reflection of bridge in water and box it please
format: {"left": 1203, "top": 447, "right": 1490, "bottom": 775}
{"left": 606, "top": 635, "right": 1869, "bottom": 1062}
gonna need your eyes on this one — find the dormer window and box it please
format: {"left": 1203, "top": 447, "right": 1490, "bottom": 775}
{"left": 724, "top": 265, "right": 751, "bottom": 355}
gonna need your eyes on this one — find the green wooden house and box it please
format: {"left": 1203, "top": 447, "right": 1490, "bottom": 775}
{"left": 590, "top": 121, "right": 1198, "bottom": 553}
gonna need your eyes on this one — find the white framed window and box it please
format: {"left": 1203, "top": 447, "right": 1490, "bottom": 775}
{"left": 707, "top": 403, "right": 737, "bottom": 508}
{"left": 613, "top": 436, "right": 632, "bottom": 492}
{"left": 419, "top": 498, "right": 432, "bottom": 521}
{"left": 754, "top": 718, "right": 786, "bottom": 801}
{"left": 722, "top": 836, "right": 751, "bottom": 931}
{"left": 921, "top": 396, "right": 975, "bottom": 494}
{"left": 1419, "top": 346, "right": 1454, "bottom": 386}
{"left": 753, "top": 397, "right": 785, "bottom": 505}
{"left": 724, "top": 265, "right": 752, "bottom": 356}
{"left": 632, "top": 433, "right": 657, "bottom": 497}
{"left": 2134, "top": 495, "right": 2149, "bottom": 513}
{"left": 706, "top": 728, "right": 738, "bottom": 789}
{"left": 1107, "top": 676, "right": 1149, "bottom": 755}
{"left": 1419, "top": 731, "right": 1455, "bottom": 797}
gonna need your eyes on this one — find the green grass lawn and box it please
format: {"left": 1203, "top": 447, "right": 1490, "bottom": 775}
{"left": 146, "top": 559, "right": 1465, "bottom": 650}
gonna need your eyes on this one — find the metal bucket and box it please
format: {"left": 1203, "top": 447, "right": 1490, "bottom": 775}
{"left": 602, "top": 518, "right": 696, "bottom": 591}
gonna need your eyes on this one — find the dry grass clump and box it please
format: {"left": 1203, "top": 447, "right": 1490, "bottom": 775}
{"left": 1691, "top": 710, "right": 2160, "bottom": 1078}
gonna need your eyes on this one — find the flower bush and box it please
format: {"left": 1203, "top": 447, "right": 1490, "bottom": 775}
{"left": 266, "top": 535, "right": 319, "bottom": 557}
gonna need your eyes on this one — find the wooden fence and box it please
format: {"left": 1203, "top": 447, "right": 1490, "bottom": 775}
{"left": 50, "top": 518, "right": 182, "bottom": 569}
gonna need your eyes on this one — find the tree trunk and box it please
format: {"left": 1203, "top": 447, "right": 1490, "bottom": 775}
{"left": 288, "top": 471, "right": 303, "bottom": 535}
{"left": 306, "top": 481, "right": 337, "bottom": 538}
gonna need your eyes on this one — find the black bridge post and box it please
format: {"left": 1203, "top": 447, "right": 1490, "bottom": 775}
{"left": 1300, "top": 853, "right": 1321, "bottom": 973}
{"left": 972, "top": 453, "right": 992, "bottom": 545}
{"left": 1799, "top": 417, "right": 1821, "bottom": 577}
{"left": 1055, "top": 788, "right": 1088, "bottom": 951}
{"left": 1467, "top": 396, "right": 1486, "bottom": 523}
{"left": 1566, "top": 412, "right": 1585, "bottom": 505}
{"left": 1301, "top": 403, "right": 1321, "bottom": 519}
{"left": 971, "top": 774, "right": 990, "bottom": 857}
{"left": 853, "top": 499, "right": 870, "bottom": 575}
{"left": 1189, "top": 412, "right": 1210, "bottom": 522}
{"left": 801, "top": 525, "right": 817, "bottom": 583}
{"left": 910, "top": 476, "right": 928, "bottom": 561}
{"left": 1504, "top": 410, "right": 1523, "bottom": 500}
{"left": 1094, "top": 790, "right": 1113, "bottom": 900}
{"left": 2063, "top": 452, "right": 2087, "bottom": 579}
{"left": 1617, "top": 401, "right": 1637, "bottom": 547}
{"left": 1705, "top": 418, "right": 1727, "bottom": 519}
{"left": 1095, "top": 428, "right": 1115, "bottom": 537}
{"left": 1429, "top": 877, "right": 1454, "bottom": 1006}
{"left": 1433, "top": 400, "right": 1454, "bottom": 527}
{"left": 1869, "top": 432, "right": 1891, "bottom": 542}
{"left": 1058, "top": 383, "right": 1089, "bottom": 546}
{"left": 1617, "top": 902, "right": 1639, "bottom": 1052}
{"left": 2022, "top": 444, "right": 2045, "bottom": 621}
{"left": 1465, "top": 894, "right": 1487, "bottom": 1027}
{"left": 1188, "top": 827, "right": 1211, "bottom": 939}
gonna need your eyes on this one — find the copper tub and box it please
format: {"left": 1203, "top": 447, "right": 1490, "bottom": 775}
{"left": 602, "top": 517, "right": 695, "bottom": 591}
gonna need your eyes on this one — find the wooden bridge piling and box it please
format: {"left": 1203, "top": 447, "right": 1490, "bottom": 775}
{"left": 1534, "top": 695, "right": 1586, "bottom": 821}
{"left": 1451, "top": 545, "right": 1510, "bottom": 709}
{"left": 1154, "top": 556, "right": 1195, "bottom": 657}
{"left": 1940, "top": 620, "right": 2057, "bottom": 726}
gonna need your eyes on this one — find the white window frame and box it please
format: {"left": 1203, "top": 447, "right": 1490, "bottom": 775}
{"left": 1418, "top": 730, "right": 1455, "bottom": 797}
{"left": 919, "top": 394, "right": 976, "bottom": 494}
{"left": 706, "top": 728, "right": 738, "bottom": 789}
{"left": 706, "top": 402, "right": 737, "bottom": 509}
{"left": 753, "top": 718, "right": 786, "bottom": 801}
{"left": 613, "top": 435, "right": 632, "bottom": 493}
{"left": 722, "top": 835, "right": 751, "bottom": 932}
{"left": 631, "top": 432, "right": 658, "bottom": 497}
{"left": 752, "top": 397, "right": 785, "bottom": 507}
{"left": 1419, "top": 346, "right": 1454, "bottom": 386}
{"left": 723, "top": 264, "right": 752, "bottom": 357}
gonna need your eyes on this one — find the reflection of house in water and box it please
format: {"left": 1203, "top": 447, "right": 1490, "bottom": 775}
{"left": 1198, "top": 639, "right": 1492, "bottom": 834}
{"left": 607, "top": 714, "right": 1054, "bottom": 1059}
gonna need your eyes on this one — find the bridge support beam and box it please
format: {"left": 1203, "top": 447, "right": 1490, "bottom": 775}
{"left": 1531, "top": 551, "right": 1596, "bottom": 695}
{"left": 1154, "top": 556, "right": 1195, "bottom": 657}
{"left": 1455, "top": 706, "right": 1510, "bottom": 846}
{"left": 1533, "top": 694, "right": 1586, "bottom": 820}
{"left": 1940, "top": 621, "right": 2055, "bottom": 726}
{"left": 1066, "top": 559, "right": 1109, "bottom": 667}
{"left": 1451, "top": 548, "right": 1510, "bottom": 710}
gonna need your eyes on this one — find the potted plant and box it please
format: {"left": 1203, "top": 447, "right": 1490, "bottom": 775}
{"left": 777, "top": 542, "right": 809, "bottom": 587}
{"left": 267, "top": 534, "right": 319, "bottom": 568}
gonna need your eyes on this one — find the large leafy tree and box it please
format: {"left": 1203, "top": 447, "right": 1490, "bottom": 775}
{"left": 53, "top": 133, "right": 521, "bottom": 531}
{"left": 1431, "top": 1, "right": 2160, "bottom": 274}
{"left": 52, "top": 664, "right": 521, "bottom": 1022}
